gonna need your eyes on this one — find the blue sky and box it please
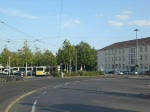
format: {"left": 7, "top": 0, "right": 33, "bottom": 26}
{"left": 0, "top": 0, "right": 150, "bottom": 53}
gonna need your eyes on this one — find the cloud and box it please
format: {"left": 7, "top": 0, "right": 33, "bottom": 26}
{"left": 108, "top": 20, "right": 124, "bottom": 26}
{"left": 116, "top": 15, "right": 129, "bottom": 20}
{"left": 128, "top": 20, "right": 150, "bottom": 26}
{"left": 0, "top": 8, "right": 38, "bottom": 19}
{"left": 122, "top": 10, "right": 132, "bottom": 15}
{"left": 64, "top": 19, "right": 80, "bottom": 28}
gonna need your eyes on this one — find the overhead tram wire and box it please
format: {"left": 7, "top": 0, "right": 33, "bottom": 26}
{"left": 0, "top": 19, "right": 35, "bottom": 40}
{"left": 0, "top": 19, "right": 60, "bottom": 48}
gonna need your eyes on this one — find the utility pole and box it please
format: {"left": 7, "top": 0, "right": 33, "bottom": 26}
{"left": 134, "top": 29, "right": 139, "bottom": 76}
{"left": 75, "top": 49, "right": 77, "bottom": 75}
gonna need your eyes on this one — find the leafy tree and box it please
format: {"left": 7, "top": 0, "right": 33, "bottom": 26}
{"left": 0, "top": 47, "right": 12, "bottom": 67}
{"left": 76, "top": 41, "right": 97, "bottom": 71}
{"left": 19, "top": 41, "right": 34, "bottom": 67}
{"left": 42, "top": 50, "right": 56, "bottom": 66}
{"left": 57, "top": 40, "right": 76, "bottom": 72}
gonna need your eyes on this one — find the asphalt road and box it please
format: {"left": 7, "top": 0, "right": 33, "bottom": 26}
{"left": 3, "top": 76, "right": 150, "bottom": 112}
{"left": 0, "top": 76, "right": 100, "bottom": 112}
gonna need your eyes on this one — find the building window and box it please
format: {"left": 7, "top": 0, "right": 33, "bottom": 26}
{"left": 145, "top": 54, "right": 148, "bottom": 60}
{"left": 123, "top": 49, "right": 125, "bottom": 54}
{"left": 119, "top": 57, "right": 121, "bottom": 61}
{"left": 140, "top": 64, "right": 143, "bottom": 69}
{"left": 112, "top": 57, "right": 114, "bottom": 61}
{"left": 140, "top": 47, "right": 143, "bottom": 52}
{"left": 119, "top": 49, "right": 121, "bottom": 54}
{"left": 119, "top": 64, "right": 121, "bottom": 69}
{"left": 139, "top": 55, "right": 143, "bottom": 60}
{"left": 123, "top": 56, "right": 125, "bottom": 61}
{"left": 126, "top": 66, "right": 129, "bottom": 71}
{"left": 145, "top": 46, "right": 147, "bottom": 52}
{"left": 123, "top": 64, "right": 125, "bottom": 69}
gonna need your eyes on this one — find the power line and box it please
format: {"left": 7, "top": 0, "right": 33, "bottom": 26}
{"left": 0, "top": 19, "right": 35, "bottom": 40}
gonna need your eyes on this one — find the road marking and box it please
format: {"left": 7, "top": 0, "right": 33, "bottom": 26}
{"left": 64, "top": 82, "right": 71, "bottom": 85}
{"left": 31, "top": 99, "right": 37, "bottom": 112}
{"left": 53, "top": 85, "right": 63, "bottom": 88}
{"left": 4, "top": 90, "right": 37, "bottom": 112}
{"left": 42, "top": 91, "right": 47, "bottom": 95}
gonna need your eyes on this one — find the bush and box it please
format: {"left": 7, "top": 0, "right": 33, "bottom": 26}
{"left": 52, "top": 71, "right": 104, "bottom": 77}
{"left": 52, "top": 72, "right": 60, "bottom": 77}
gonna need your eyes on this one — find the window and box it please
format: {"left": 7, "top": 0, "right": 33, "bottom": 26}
{"left": 119, "top": 49, "right": 121, "bottom": 54}
{"left": 145, "top": 54, "right": 148, "bottom": 60}
{"left": 119, "top": 57, "right": 121, "bottom": 61}
{"left": 140, "top": 47, "right": 143, "bottom": 52}
{"left": 139, "top": 55, "right": 143, "bottom": 60}
{"left": 123, "top": 56, "right": 125, "bottom": 61}
{"left": 140, "top": 64, "right": 143, "bottom": 69}
{"left": 123, "top": 49, "right": 125, "bottom": 54}
{"left": 119, "top": 64, "right": 121, "bottom": 69}
{"left": 123, "top": 64, "right": 125, "bottom": 69}
{"left": 145, "top": 46, "right": 147, "bottom": 52}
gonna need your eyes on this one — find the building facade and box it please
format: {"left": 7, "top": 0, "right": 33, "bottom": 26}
{"left": 98, "top": 37, "right": 150, "bottom": 74}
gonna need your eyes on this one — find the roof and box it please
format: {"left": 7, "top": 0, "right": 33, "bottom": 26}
{"left": 99, "top": 37, "right": 150, "bottom": 51}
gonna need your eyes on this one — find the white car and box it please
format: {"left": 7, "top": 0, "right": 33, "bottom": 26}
{"left": 117, "top": 71, "right": 123, "bottom": 75}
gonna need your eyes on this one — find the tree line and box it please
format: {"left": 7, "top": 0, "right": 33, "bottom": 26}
{"left": 0, "top": 40, "right": 97, "bottom": 71}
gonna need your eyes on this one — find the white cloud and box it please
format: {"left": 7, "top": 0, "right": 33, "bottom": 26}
{"left": 116, "top": 15, "right": 129, "bottom": 20}
{"left": 64, "top": 19, "right": 80, "bottom": 28}
{"left": 128, "top": 20, "right": 150, "bottom": 26}
{"left": 108, "top": 20, "right": 124, "bottom": 26}
{"left": 0, "top": 8, "right": 38, "bottom": 19}
{"left": 122, "top": 10, "right": 132, "bottom": 15}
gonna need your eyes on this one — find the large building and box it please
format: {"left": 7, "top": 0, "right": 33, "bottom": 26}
{"left": 98, "top": 37, "right": 150, "bottom": 74}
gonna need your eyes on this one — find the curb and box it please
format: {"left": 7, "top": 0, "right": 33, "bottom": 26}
{"left": 4, "top": 90, "right": 37, "bottom": 112}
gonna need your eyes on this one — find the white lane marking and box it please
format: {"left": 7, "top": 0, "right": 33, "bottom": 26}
{"left": 74, "top": 81, "right": 79, "bottom": 83}
{"left": 31, "top": 99, "right": 37, "bottom": 112}
{"left": 42, "top": 91, "right": 47, "bottom": 95}
{"left": 64, "top": 82, "right": 71, "bottom": 85}
{"left": 53, "top": 85, "right": 63, "bottom": 88}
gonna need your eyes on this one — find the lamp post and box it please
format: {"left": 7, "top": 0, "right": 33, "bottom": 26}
{"left": 134, "top": 29, "right": 139, "bottom": 76}
{"left": 75, "top": 48, "right": 77, "bottom": 75}
{"left": 70, "top": 59, "right": 71, "bottom": 75}
{"left": 9, "top": 57, "right": 10, "bottom": 76}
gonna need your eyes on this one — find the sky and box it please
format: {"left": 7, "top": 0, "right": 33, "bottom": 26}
{"left": 0, "top": 0, "right": 150, "bottom": 53}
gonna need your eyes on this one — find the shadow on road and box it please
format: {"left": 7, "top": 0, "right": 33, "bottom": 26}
{"left": 61, "top": 87, "right": 150, "bottom": 99}
{"left": 21, "top": 103, "right": 139, "bottom": 112}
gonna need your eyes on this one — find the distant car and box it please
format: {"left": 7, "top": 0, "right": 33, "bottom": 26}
{"left": 3, "top": 69, "right": 11, "bottom": 75}
{"left": 117, "top": 71, "right": 123, "bottom": 75}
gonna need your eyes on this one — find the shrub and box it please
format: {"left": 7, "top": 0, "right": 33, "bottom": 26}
{"left": 52, "top": 72, "right": 60, "bottom": 77}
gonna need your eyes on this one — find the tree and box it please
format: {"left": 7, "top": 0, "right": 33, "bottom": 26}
{"left": 19, "top": 41, "right": 34, "bottom": 67}
{"left": 57, "top": 39, "right": 76, "bottom": 72}
{"left": 0, "top": 47, "right": 12, "bottom": 67}
{"left": 34, "top": 46, "right": 43, "bottom": 66}
{"left": 76, "top": 41, "right": 97, "bottom": 71}
{"left": 43, "top": 50, "right": 56, "bottom": 66}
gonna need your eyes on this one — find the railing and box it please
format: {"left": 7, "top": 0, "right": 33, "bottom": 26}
{"left": 0, "top": 75, "right": 22, "bottom": 83}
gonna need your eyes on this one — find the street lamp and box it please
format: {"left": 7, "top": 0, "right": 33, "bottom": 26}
{"left": 134, "top": 29, "right": 139, "bottom": 76}
{"left": 9, "top": 57, "right": 10, "bottom": 76}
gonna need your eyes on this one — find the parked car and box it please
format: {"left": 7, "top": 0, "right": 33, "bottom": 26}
{"left": 116, "top": 71, "right": 124, "bottom": 75}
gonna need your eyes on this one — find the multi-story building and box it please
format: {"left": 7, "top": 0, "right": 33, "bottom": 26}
{"left": 98, "top": 37, "right": 150, "bottom": 74}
